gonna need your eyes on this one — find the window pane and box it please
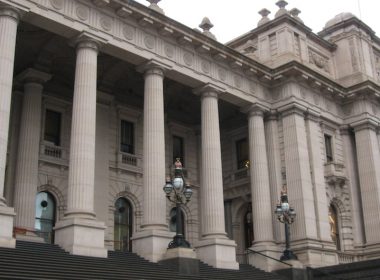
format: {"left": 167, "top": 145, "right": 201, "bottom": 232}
{"left": 324, "top": 134, "right": 333, "bottom": 162}
{"left": 44, "top": 110, "right": 61, "bottom": 146}
{"left": 236, "top": 138, "right": 248, "bottom": 169}
{"left": 173, "top": 136, "right": 184, "bottom": 166}
{"left": 120, "top": 120, "right": 134, "bottom": 154}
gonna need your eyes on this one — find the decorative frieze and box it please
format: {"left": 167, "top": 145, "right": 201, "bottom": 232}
{"left": 308, "top": 47, "right": 330, "bottom": 73}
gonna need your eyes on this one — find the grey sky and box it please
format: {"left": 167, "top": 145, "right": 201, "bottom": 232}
{"left": 134, "top": 0, "right": 380, "bottom": 43}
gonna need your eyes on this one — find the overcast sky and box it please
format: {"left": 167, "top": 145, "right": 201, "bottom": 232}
{"left": 134, "top": 0, "right": 380, "bottom": 43}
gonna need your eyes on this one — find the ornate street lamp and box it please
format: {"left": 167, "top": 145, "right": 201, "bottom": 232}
{"left": 275, "top": 185, "right": 297, "bottom": 261}
{"left": 163, "top": 158, "right": 193, "bottom": 248}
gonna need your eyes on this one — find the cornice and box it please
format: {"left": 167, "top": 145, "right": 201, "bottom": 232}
{"left": 226, "top": 14, "right": 336, "bottom": 52}
{"left": 351, "top": 118, "right": 379, "bottom": 133}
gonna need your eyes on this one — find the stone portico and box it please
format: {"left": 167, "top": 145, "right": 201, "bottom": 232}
{"left": 0, "top": 0, "right": 380, "bottom": 272}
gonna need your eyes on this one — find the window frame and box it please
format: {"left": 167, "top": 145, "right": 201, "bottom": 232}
{"left": 324, "top": 133, "right": 334, "bottom": 163}
{"left": 120, "top": 119, "right": 135, "bottom": 155}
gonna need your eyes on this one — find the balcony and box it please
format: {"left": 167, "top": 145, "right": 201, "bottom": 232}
{"left": 117, "top": 152, "right": 142, "bottom": 174}
{"left": 324, "top": 162, "right": 346, "bottom": 186}
{"left": 39, "top": 141, "right": 68, "bottom": 167}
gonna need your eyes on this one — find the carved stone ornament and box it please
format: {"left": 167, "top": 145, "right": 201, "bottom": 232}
{"left": 122, "top": 25, "right": 135, "bottom": 40}
{"left": 234, "top": 75, "right": 242, "bottom": 88}
{"left": 164, "top": 43, "right": 175, "bottom": 58}
{"left": 76, "top": 4, "right": 89, "bottom": 21}
{"left": 309, "top": 49, "right": 330, "bottom": 73}
{"left": 218, "top": 68, "right": 227, "bottom": 81}
{"left": 100, "top": 16, "right": 112, "bottom": 31}
{"left": 144, "top": 35, "right": 155, "bottom": 49}
{"left": 183, "top": 52, "right": 194, "bottom": 66}
{"left": 201, "top": 60, "right": 211, "bottom": 74}
{"left": 50, "top": 0, "right": 64, "bottom": 10}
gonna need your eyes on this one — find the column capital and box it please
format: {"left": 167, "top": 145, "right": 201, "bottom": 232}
{"left": 339, "top": 125, "right": 353, "bottom": 135}
{"left": 194, "top": 83, "right": 225, "bottom": 99}
{"left": 244, "top": 103, "right": 269, "bottom": 118}
{"left": 71, "top": 32, "right": 107, "bottom": 53}
{"left": 137, "top": 59, "right": 172, "bottom": 76}
{"left": 304, "top": 108, "right": 321, "bottom": 122}
{"left": 15, "top": 68, "right": 51, "bottom": 85}
{"left": 0, "top": 5, "right": 22, "bottom": 22}
{"left": 265, "top": 110, "right": 279, "bottom": 121}
{"left": 277, "top": 102, "right": 307, "bottom": 118}
{"left": 351, "top": 118, "right": 379, "bottom": 133}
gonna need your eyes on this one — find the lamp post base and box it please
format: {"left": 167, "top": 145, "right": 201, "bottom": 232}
{"left": 168, "top": 234, "right": 191, "bottom": 249}
{"left": 280, "top": 249, "right": 298, "bottom": 261}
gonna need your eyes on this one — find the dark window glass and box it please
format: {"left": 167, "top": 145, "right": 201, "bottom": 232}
{"left": 236, "top": 138, "right": 248, "bottom": 169}
{"left": 44, "top": 110, "right": 61, "bottom": 146}
{"left": 173, "top": 136, "right": 184, "bottom": 166}
{"left": 325, "top": 134, "right": 333, "bottom": 162}
{"left": 114, "top": 198, "right": 133, "bottom": 252}
{"left": 120, "top": 120, "right": 134, "bottom": 154}
{"left": 244, "top": 203, "right": 254, "bottom": 249}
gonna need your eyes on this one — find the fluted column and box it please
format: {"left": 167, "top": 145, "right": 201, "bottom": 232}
{"left": 305, "top": 113, "right": 331, "bottom": 243}
{"left": 200, "top": 89, "right": 226, "bottom": 238}
{"left": 353, "top": 120, "right": 380, "bottom": 244}
{"left": 0, "top": 5, "right": 20, "bottom": 249}
{"left": 65, "top": 37, "right": 100, "bottom": 219}
{"left": 281, "top": 105, "right": 318, "bottom": 241}
{"left": 265, "top": 113, "right": 283, "bottom": 242}
{"left": 195, "top": 84, "right": 238, "bottom": 270}
{"left": 248, "top": 106, "right": 274, "bottom": 245}
{"left": 54, "top": 33, "right": 107, "bottom": 258}
{"left": 0, "top": 6, "right": 20, "bottom": 206}
{"left": 141, "top": 64, "right": 167, "bottom": 230}
{"left": 13, "top": 69, "right": 51, "bottom": 229}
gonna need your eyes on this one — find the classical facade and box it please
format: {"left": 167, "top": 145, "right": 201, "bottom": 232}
{"left": 1, "top": 0, "right": 380, "bottom": 272}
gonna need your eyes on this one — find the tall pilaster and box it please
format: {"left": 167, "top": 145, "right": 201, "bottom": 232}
{"left": 0, "top": 5, "right": 21, "bottom": 248}
{"left": 13, "top": 69, "right": 51, "bottom": 230}
{"left": 353, "top": 119, "right": 380, "bottom": 246}
{"left": 340, "top": 127, "right": 365, "bottom": 247}
{"left": 132, "top": 60, "right": 173, "bottom": 262}
{"left": 247, "top": 106, "right": 274, "bottom": 245}
{"left": 195, "top": 84, "right": 238, "bottom": 270}
{"left": 305, "top": 112, "right": 332, "bottom": 244}
{"left": 54, "top": 33, "right": 106, "bottom": 258}
{"left": 280, "top": 104, "right": 319, "bottom": 264}
{"left": 265, "top": 113, "right": 283, "bottom": 242}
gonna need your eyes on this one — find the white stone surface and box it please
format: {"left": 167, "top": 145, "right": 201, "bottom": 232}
{"left": 248, "top": 106, "right": 274, "bottom": 246}
{"left": 0, "top": 206, "right": 16, "bottom": 248}
{"left": 0, "top": 6, "right": 20, "bottom": 206}
{"left": 13, "top": 69, "right": 51, "bottom": 229}
{"left": 162, "top": 247, "right": 197, "bottom": 260}
{"left": 196, "top": 238, "right": 239, "bottom": 270}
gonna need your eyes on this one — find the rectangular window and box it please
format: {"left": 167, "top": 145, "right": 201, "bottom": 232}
{"left": 173, "top": 136, "right": 184, "bottom": 166}
{"left": 120, "top": 120, "right": 134, "bottom": 154}
{"left": 236, "top": 138, "right": 248, "bottom": 169}
{"left": 324, "top": 134, "right": 333, "bottom": 162}
{"left": 44, "top": 110, "right": 61, "bottom": 146}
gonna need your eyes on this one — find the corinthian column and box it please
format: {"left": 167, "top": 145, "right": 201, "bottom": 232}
{"left": 248, "top": 106, "right": 274, "bottom": 244}
{"left": 0, "top": 5, "right": 21, "bottom": 249}
{"left": 132, "top": 60, "right": 173, "bottom": 263}
{"left": 195, "top": 84, "right": 238, "bottom": 270}
{"left": 13, "top": 69, "right": 51, "bottom": 231}
{"left": 54, "top": 33, "right": 106, "bottom": 258}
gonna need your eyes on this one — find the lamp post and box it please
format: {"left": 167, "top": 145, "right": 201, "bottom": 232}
{"left": 275, "top": 185, "right": 297, "bottom": 261}
{"left": 163, "top": 158, "right": 193, "bottom": 248}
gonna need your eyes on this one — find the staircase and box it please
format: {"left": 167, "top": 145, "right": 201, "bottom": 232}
{"left": 0, "top": 241, "right": 286, "bottom": 280}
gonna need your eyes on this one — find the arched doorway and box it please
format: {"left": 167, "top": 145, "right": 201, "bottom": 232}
{"left": 244, "top": 203, "right": 254, "bottom": 249}
{"left": 114, "top": 197, "right": 133, "bottom": 252}
{"left": 329, "top": 204, "right": 341, "bottom": 250}
{"left": 35, "top": 192, "right": 56, "bottom": 243}
{"left": 169, "top": 207, "right": 185, "bottom": 237}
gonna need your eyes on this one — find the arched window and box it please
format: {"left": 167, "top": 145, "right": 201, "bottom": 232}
{"left": 244, "top": 203, "right": 254, "bottom": 249}
{"left": 114, "top": 198, "right": 133, "bottom": 252}
{"left": 169, "top": 207, "right": 185, "bottom": 237}
{"left": 35, "top": 192, "right": 56, "bottom": 243}
{"left": 329, "top": 204, "right": 341, "bottom": 250}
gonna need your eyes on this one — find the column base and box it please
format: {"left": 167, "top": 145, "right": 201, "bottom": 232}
{"left": 248, "top": 242, "right": 284, "bottom": 272}
{"left": 291, "top": 239, "right": 338, "bottom": 267}
{"left": 0, "top": 206, "right": 16, "bottom": 248}
{"left": 132, "top": 229, "right": 174, "bottom": 262}
{"left": 160, "top": 247, "right": 199, "bottom": 275}
{"left": 54, "top": 217, "right": 107, "bottom": 258}
{"left": 195, "top": 238, "right": 239, "bottom": 270}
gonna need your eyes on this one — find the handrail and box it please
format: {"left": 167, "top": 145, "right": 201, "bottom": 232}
{"left": 246, "top": 248, "right": 292, "bottom": 267}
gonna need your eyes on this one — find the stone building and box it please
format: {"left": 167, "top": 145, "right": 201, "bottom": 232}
{"left": 0, "top": 0, "right": 380, "bottom": 272}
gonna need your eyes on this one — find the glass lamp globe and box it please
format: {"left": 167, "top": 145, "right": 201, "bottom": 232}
{"left": 184, "top": 186, "right": 193, "bottom": 200}
{"left": 281, "top": 202, "right": 289, "bottom": 212}
{"left": 173, "top": 177, "right": 184, "bottom": 192}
